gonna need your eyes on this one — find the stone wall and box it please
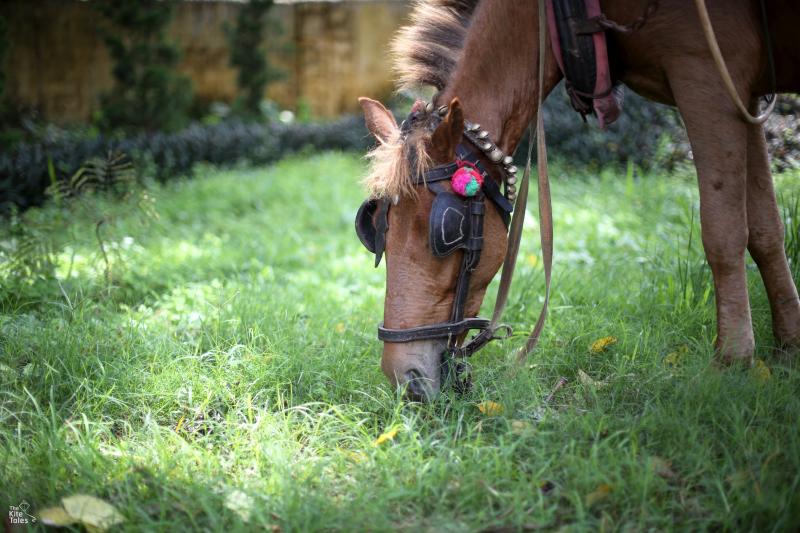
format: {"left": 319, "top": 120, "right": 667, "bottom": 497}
{"left": 1, "top": 0, "right": 410, "bottom": 122}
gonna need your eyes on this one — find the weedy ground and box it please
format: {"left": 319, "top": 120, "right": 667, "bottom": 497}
{"left": 1, "top": 152, "right": 799, "bottom": 531}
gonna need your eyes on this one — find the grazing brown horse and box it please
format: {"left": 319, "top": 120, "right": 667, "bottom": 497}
{"left": 359, "top": 0, "right": 800, "bottom": 399}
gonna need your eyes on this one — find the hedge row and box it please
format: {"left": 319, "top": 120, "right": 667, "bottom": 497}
{"left": 2, "top": 89, "right": 797, "bottom": 212}
{"left": 1, "top": 117, "right": 372, "bottom": 211}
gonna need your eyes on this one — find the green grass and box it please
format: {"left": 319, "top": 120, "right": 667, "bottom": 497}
{"left": 2, "top": 153, "right": 799, "bottom": 531}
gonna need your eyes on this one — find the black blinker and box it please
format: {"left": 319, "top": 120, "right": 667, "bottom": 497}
{"left": 355, "top": 198, "right": 389, "bottom": 267}
{"left": 429, "top": 193, "right": 470, "bottom": 257}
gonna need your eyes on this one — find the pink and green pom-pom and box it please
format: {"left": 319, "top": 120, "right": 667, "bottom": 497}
{"left": 451, "top": 166, "right": 483, "bottom": 197}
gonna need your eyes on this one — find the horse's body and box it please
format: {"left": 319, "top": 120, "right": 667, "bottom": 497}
{"left": 360, "top": 0, "right": 800, "bottom": 399}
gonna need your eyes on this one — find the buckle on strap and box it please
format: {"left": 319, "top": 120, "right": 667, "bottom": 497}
{"left": 449, "top": 323, "right": 513, "bottom": 358}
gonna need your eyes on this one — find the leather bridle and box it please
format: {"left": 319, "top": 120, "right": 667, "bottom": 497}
{"left": 375, "top": 143, "right": 514, "bottom": 353}
{"left": 356, "top": 111, "right": 520, "bottom": 387}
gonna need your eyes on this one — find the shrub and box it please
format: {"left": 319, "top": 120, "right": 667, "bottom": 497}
{"left": 534, "top": 83, "right": 687, "bottom": 169}
{"left": 2, "top": 92, "right": 798, "bottom": 214}
{"left": 0, "top": 14, "right": 7, "bottom": 107}
{"left": 0, "top": 116, "right": 372, "bottom": 212}
{"left": 765, "top": 96, "right": 800, "bottom": 172}
{"left": 95, "top": 1, "right": 193, "bottom": 132}
{"left": 226, "top": 0, "right": 283, "bottom": 118}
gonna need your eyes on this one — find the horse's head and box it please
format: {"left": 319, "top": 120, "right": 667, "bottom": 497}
{"left": 357, "top": 96, "right": 512, "bottom": 401}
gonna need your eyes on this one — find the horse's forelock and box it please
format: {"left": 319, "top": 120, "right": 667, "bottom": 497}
{"left": 363, "top": 127, "right": 432, "bottom": 200}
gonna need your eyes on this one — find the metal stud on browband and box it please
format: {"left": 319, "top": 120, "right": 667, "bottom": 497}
{"left": 425, "top": 103, "right": 517, "bottom": 202}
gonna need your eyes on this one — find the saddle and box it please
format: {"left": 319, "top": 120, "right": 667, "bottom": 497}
{"left": 547, "top": 0, "right": 624, "bottom": 128}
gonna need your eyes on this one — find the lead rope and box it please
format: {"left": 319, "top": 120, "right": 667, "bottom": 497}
{"left": 487, "top": 0, "right": 553, "bottom": 363}
{"left": 517, "top": 0, "right": 554, "bottom": 362}
{"left": 694, "top": 0, "right": 776, "bottom": 125}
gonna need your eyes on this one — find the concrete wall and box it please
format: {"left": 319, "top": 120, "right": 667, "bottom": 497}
{"left": 1, "top": 0, "right": 410, "bottom": 122}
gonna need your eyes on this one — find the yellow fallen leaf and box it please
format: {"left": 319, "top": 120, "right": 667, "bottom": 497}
{"left": 577, "top": 369, "right": 606, "bottom": 389}
{"left": 346, "top": 450, "right": 367, "bottom": 463}
{"left": 664, "top": 352, "right": 680, "bottom": 367}
{"left": 373, "top": 426, "right": 400, "bottom": 446}
{"left": 664, "top": 345, "right": 689, "bottom": 368}
{"left": 175, "top": 415, "right": 185, "bottom": 432}
{"left": 39, "top": 506, "right": 77, "bottom": 527}
{"left": 335, "top": 323, "right": 345, "bottom": 333}
{"left": 585, "top": 483, "right": 613, "bottom": 506}
{"left": 589, "top": 336, "right": 617, "bottom": 354}
{"left": 61, "top": 495, "right": 124, "bottom": 531}
{"left": 751, "top": 359, "right": 771, "bottom": 382}
{"left": 477, "top": 401, "right": 504, "bottom": 416}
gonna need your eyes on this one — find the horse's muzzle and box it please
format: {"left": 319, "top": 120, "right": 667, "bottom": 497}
{"left": 381, "top": 339, "right": 446, "bottom": 401}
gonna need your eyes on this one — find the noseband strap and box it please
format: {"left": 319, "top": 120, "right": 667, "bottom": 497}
{"left": 378, "top": 317, "right": 490, "bottom": 343}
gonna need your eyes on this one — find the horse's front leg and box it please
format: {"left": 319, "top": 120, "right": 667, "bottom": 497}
{"left": 669, "top": 66, "right": 754, "bottom": 364}
{"left": 745, "top": 111, "right": 800, "bottom": 349}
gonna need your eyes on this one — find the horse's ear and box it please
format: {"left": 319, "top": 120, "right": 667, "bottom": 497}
{"left": 359, "top": 97, "right": 399, "bottom": 145}
{"left": 431, "top": 98, "right": 464, "bottom": 161}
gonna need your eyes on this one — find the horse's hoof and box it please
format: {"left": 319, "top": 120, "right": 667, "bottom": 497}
{"left": 713, "top": 338, "right": 755, "bottom": 367}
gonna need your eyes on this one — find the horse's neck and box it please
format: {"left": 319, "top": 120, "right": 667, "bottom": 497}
{"left": 437, "top": 1, "right": 562, "bottom": 155}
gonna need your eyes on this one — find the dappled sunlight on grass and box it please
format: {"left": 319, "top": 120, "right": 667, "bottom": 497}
{"left": 2, "top": 153, "right": 799, "bottom": 530}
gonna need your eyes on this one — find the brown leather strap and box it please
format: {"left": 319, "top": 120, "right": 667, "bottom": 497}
{"left": 516, "top": 0, "right": 553, "bottom": 361}
{"left": 487, "top": 0, "right": 553, "bottom": 363}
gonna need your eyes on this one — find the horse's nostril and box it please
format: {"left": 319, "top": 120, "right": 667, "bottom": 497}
{"left": 404, "top": 369, "right": 429, "bottom": 401}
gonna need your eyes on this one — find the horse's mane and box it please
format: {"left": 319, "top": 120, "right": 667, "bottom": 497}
{"left": 364, "top": 1, "right": 480, "bottom": 199}
{"left": 392, "top": 0, "right": 481, "bottom": 92}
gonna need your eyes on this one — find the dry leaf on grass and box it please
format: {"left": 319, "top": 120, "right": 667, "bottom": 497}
{"left": 477, "top": 401, "right": 504, "bottom": 416}
{"left": 60, "top": 495, "right": 124, "bottom": 531}
{"left": 664, "top": 345, "right": 689, "bottom": 368}
{"left": 577, "top": 369, "right": 607, "bottom": 389}
{"left": 373, "top": 426, "right": 400, "bottom": 446}
{"left": 39, "top": 506, "right": 77, "bottom": 527}
{"left": 751, "top": 359, "right": 771, "bottom": 382}
{"left": 346, "top": 450, "right": 368, "bottom": 463}
{"left": 589, "top": 336, "right": 617, "bottom": 354}
{"left": 585, "top": 483, "right": 613, "bottom": 506}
